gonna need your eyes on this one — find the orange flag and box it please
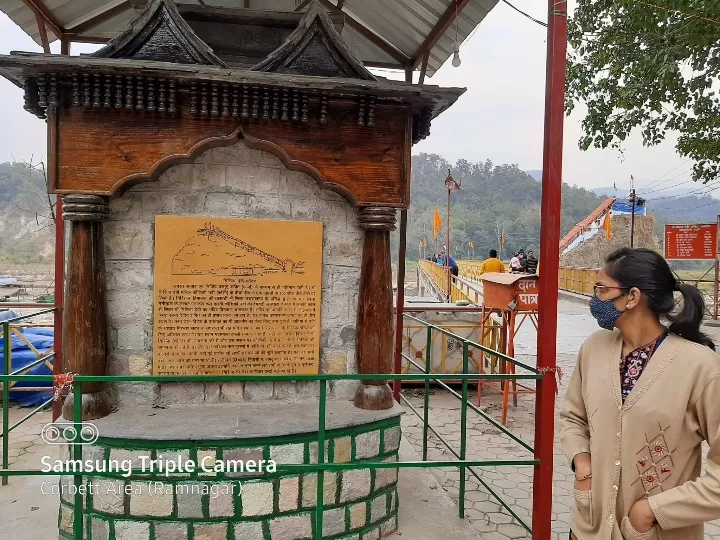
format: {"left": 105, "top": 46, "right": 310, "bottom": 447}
{"left": 433, "top": 209, "right": 442, "bottom": 239}
{"left": 604, "top": 211, "right": 612, "bottom": 240}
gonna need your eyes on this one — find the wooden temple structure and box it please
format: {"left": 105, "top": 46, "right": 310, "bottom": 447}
{"left": 0, "top": 0, "right": 462, "bottom": 418}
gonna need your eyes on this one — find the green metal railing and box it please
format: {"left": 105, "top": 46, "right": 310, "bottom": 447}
{"left": 1, "top": 308, "right": 57, "bottom": 486}
{"left": 1, "top": 309, "right": 541, "bottom": 538}
{"left": 400, "top": 314, "right": 539, "bottom": 530}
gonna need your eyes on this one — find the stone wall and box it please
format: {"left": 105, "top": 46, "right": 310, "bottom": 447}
{"left": 104, "top": 141, "right": 363, "bottom": 406}
{"left": 58, "top": 419, "right": 401, "bottom": 540}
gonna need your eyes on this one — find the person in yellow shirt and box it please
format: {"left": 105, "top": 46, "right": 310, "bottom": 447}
{"left": 480, "top": 249, "right": 505, "bottom": 274}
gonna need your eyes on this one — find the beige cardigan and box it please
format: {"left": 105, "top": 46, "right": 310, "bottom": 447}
{"left": 560, "top": 330, "right": 720, "bottom": 540}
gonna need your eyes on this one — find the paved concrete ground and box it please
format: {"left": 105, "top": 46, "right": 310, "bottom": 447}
{"left": 395, "top": 438, "right": 479, "bottom": 539}
{"left": 400, "top": 301, "right": 720, "bottom": 539}
{"left": 0, "top": 407, "right": 59, "bottom": 540}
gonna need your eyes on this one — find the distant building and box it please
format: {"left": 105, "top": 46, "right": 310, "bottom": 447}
{"left": 612, "top": 198, "right": 646, "bottom": 216}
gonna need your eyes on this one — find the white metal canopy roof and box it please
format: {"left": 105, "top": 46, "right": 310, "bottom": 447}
{"left": 0, "top": 0, "right": 498, "bottom": 77}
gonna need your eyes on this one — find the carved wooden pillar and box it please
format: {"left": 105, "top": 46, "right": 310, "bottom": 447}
{"left": 61, "top": 195, "right": 112, "bottom": 420}
{"left": 354, "top": 207, "right": 397, "bottom": 410}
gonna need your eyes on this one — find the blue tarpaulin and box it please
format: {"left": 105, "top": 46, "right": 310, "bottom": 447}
{"left": 0, "top": 311, "right": 54, "bottom": 407}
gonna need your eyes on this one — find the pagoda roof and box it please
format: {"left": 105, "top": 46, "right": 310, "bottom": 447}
{"left": 252, "top": 1, "right": 376, "bottom": 81}
{"left": 91, "top": 0, "right": 228, "bottom": 67}
{"left": 86, "top": 0, "right": 376, "bottom": 81}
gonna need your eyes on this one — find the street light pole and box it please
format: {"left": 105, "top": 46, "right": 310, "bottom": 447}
{"left": 446, "top": 185, "right": 451, "bottom": 294}
{"left": 629, "top": 188, "right": 637, "bottom": 248}
{"left": 444, "top": 169, "right": 461, "bottom": 296}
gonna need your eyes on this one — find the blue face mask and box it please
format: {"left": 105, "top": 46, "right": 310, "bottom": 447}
{"left": 589, "top": 295, "right": 625, "bottom": 330}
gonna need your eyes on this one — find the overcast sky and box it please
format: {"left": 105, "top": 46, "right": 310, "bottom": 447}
{"left": 0, "top": 0, "right": 695, "bottom": 193}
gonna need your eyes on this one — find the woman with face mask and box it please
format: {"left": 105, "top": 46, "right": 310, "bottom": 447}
{"left": 559, "top": 248, "right": 720, "bottom": 540}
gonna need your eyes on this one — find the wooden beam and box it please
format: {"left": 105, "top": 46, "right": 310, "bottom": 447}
{"left": 60, "top": 35, "right": 70, "bottom": 55}
{"left": 419, "top": 52, "right": 429, "bottom": 84}
{"left": 412, "top": 0, "right": 472, "bottom": 68}
{"left": 63, "top": 36, "right": 110, "bottom": 44}
{"left": 66, "top": 2, "right": 132, "bottom": 35}
{"left": 35, "top": 12, "right": 50, "bottom": 53}
{"left": 318, "top": 0, "right": 409, "bottom": 65}
{"left": 22, "top": 0, "right": 64, "bottom": 41}
{"left": 244, "top": 0, "right": 250, "bottom": 7}
{"left": 337, "top": 0, "right": 345, "bottom": 8}
{"left": 405, "top": 66, "right": 413, "bottom": 83}
{"left": 364, "top": 61, "right": 404, "bottom": 70}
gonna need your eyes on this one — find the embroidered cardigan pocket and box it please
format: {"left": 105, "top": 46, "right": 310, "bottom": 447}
{"left": 573, "top": 488, "right": 593, "bottom": 527}
{"left": 620, "top": 516, "right": 660, "bottom": 540}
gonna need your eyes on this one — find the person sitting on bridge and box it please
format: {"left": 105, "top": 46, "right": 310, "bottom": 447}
{"left": 480, "top": 249, "right": 505, "bottom": 274}
{"left": 438, "top": 249, "right": 459, "bottom": 277}
{"left": 525, "top": 250, "right": 538, "bottom": 274}
{"left": 517, "top": 249, "right": 529, "bottom": 272}
{"left": 510, "top": 252, "right": 522, "bottom": 272}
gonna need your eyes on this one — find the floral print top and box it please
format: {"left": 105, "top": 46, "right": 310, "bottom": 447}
{"left": 619, "top": 333, "right": 667, "bottom": 402}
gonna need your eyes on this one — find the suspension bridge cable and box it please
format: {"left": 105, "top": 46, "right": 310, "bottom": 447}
{"left": 647, "top": 183, "right": 720, "bottom": 201}
{"left": 642, "top": 159, "right": 692, "bottom": 191}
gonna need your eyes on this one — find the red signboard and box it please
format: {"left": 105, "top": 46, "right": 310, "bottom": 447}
{"left": 664, "top": 224, "right": 718, "bottom": 260}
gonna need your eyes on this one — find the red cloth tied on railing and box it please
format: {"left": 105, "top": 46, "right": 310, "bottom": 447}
{"left": 53, "top": 373, "right": 75, "bottom": 402}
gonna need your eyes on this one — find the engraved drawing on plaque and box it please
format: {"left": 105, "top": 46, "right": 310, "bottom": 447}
{"left": 153, "top": 216, "right": 323, "bottom": 376}
{"left": 171, "top": 223, "right": 306, "bottom": 276}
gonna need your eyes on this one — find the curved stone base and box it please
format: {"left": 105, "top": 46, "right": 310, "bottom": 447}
{"left": 62, "top": 389, "right": 114, "bottom": 421}
{"left": 58, "top": 402, "right": 402, "bottom": 540}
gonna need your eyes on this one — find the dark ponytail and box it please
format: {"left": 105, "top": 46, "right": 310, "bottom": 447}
{"left": 605, "top": 248, "right": 715, "bottom": 350}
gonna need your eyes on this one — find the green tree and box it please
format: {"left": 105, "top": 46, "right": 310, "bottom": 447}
{"left": 566, "top": 0, "right": 720, "bottom": 183}
{"left": 392, "top": 154, "right": 605, "bottom": 263}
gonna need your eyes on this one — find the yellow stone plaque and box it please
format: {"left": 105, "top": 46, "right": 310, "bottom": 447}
{"left": 152, "top": 216, "right": 323, "bottom": 376}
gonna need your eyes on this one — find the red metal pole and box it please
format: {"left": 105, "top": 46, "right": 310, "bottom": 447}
{"left": 393, "top": 209, "right": 408, "bottom": 402}
{"left": 532, "top": 0, "right": 567, "bottom": 538}
{"left": 52, "top": 197, "right": 64, "bottom": 421}
{"left": 52, "top": 39, "right": 69, "bottom": 421}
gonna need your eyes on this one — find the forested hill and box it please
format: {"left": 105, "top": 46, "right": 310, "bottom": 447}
{"left": 398, "top": 153, "right": 605, "bottom": 260}
{"left": 0, "top": 162, "right": 56, "bottom": 268}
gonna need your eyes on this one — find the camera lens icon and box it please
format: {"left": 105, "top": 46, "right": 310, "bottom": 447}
{"left": 42, "top": 422, "right": 99, "bottom": 445}
{"left": 42, "top": 425, "right": 61, "bottom": 443}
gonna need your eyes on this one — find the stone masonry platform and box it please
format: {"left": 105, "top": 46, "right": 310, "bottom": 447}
{"left": 90, "top": 402, "right": 403, "bottom": 440}
{"left": 57, "top": 402, "right": 403, "bottom": 540}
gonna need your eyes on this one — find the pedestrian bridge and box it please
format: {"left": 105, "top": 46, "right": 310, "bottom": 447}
{"left": 415, "top": 259, "right": 598, "bottom": 305}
